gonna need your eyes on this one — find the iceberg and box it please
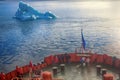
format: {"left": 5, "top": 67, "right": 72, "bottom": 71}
{"left": 14, "top": 1, "right": 56, "bottom": 21}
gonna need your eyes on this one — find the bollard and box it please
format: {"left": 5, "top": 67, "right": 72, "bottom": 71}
{"left": 118, "top": 73, "right": 120, "bottom": 80}
{"left": 42, "top": 71, "right": 52, "bottom": 80}
{"left": 101, "top": 69, "right": 107, "bottom": 77}
{"left": 96, "top": 65, "right": 101, "bottom": 75}
{"left": 52, "top": 67, "right": 58, "bottom": 76}
{"left": 103, "top": 73, "right": 113, "bottom": 80}
{"left": 60, "top": 64, "right": 65, "bottom": 73}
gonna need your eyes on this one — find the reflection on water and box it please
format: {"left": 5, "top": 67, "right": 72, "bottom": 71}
{"left": 0, "top": 1, "right": 120, "bottom": 72}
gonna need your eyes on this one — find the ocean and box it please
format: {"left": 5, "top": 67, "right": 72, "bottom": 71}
{"left": 0, "top": 1, "right": 120, "bottom": 73}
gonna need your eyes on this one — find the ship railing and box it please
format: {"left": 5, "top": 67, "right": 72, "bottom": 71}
{"left": 1, "top": 52, "right": 120, "bottom": 80}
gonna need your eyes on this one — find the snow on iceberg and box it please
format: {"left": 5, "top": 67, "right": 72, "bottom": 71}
{"left": 14, "top": 1, "right": 56, "bottom": 21}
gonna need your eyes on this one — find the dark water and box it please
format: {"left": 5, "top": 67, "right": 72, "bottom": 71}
{"left": 0, "top": 1, "right": 120, "bottom": 73}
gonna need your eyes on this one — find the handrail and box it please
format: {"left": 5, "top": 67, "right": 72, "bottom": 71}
{"left": 0, "top": 53, "right": 120, "bottom": 80}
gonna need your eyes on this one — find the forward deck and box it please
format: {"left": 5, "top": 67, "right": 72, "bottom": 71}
{"left": 2, "top": 53, "right": 120, "bottom": 80}
{"left": 44, "top": 63, "right": 118, "bottom": 80}
{"left": 22, "top": 63, "right": 118, "bottom": 80}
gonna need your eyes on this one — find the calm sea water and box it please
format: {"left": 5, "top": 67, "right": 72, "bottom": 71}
{"left": 0, "top": 1, "right": 120, "bottom": 72}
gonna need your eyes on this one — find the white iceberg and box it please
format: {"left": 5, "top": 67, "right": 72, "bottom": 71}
{"left": 14, "top": 1, "right": 56, "bottom": 21}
